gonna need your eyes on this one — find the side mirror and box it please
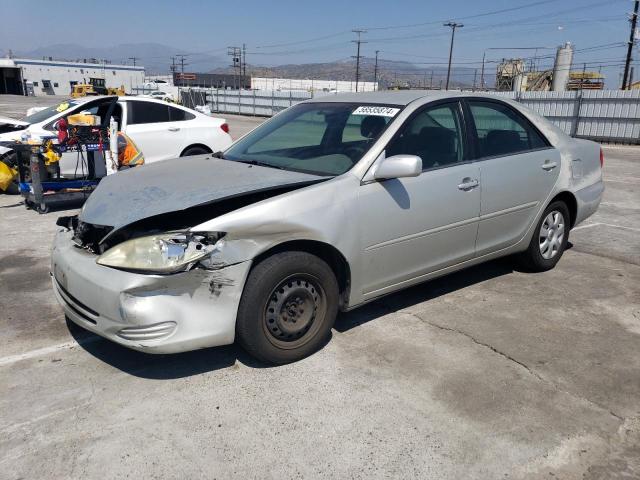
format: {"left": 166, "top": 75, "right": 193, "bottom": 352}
{"left": 374, "top": 154, "right": 422, "bottom": 180}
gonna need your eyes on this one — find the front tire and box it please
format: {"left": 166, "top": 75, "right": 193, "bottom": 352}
{"left": 518, "top": 201, "right": 570, "bottom": 272}
{"left": 236, "top": 251, "right": 339, "bottom": 364}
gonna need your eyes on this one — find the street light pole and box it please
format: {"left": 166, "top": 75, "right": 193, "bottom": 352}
{"left": 444, "top": 22, "right": 463, "bottom": 90}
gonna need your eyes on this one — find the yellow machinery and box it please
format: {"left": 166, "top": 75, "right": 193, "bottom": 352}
{"left": 71, "top": 78, "right": 125, "bottom": 98}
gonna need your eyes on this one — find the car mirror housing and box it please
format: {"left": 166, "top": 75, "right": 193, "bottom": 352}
{"left": 374, "top": 154, "right": 422, "bottom": 180}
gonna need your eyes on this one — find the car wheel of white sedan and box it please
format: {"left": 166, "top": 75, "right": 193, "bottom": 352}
{"left": 236, "top": 251, "right": 339, "bottom": 364}
{"left": 519, "top": 201, "right": 570, "bottom": 272}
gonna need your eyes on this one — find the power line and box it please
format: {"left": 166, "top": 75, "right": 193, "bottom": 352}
{"left": 363, "top": 0, "right": 558, "bottom": 31}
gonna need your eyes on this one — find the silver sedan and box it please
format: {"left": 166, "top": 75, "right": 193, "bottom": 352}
{"left": 51, "top": 91, "right": 604, "bottom": 364}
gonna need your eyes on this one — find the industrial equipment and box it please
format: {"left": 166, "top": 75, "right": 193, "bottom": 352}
{"left": 71, "top": 78, "right": 125, "bottom": 98}
{"left": 1, "top": 97, "right": 119, "bottom": 213}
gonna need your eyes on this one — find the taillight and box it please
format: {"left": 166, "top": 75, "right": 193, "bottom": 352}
{"left": 220, "top": 123, "right": 229, "bottom": 134}
{"left": 599, "top": 148, "right": 604, "bottom": 168}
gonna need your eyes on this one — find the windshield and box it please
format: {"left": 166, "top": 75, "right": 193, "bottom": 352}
{"left": 224, "top": 102, "right": 400, "bottom": 176}
{"left": 21, "top": 100, "right": 81, "bottom": 124}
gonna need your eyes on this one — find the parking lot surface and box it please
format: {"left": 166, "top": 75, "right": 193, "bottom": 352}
{"left": 1, "top": 99, "right": 639, "bottom": 479}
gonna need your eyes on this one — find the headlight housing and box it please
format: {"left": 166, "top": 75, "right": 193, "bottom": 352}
{"left": 96, "top": 232, "right": 223, "bottom": 274}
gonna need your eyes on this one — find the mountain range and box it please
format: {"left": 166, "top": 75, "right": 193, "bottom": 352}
{"left": 8, "top": 43, "right": 493, "bottom": 89}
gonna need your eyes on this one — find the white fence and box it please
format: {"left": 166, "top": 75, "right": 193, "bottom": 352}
{"left": 179, "top": 88, "right": 640, "bottom": 144}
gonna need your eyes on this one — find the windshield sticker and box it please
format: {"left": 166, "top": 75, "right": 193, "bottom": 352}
{"left": 352, "top": 106, "right": 400, "bottom": 117}
{"left": 55, "top": 102, "right": 71, "bottom": 113}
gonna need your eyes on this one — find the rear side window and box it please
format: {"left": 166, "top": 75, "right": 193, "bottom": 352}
{"left": 169, "top": 106, "right": 195, "bottom": 121}
{"left": 468, "top": 101, "right": 548, "bottom": 157}
{"left": 128, "top": 101, "right": 170, "bottom": 124}
{"left": 386, "top": 102, "right": 466, "bottom": 170}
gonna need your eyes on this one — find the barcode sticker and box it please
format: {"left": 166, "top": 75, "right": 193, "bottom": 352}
{"left": 352, "top": 106, "right": 400, "bottom": 117}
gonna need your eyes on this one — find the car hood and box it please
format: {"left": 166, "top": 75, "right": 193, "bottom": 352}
{"left": 79, "top": 156, "right": 325, "bottom": 231}
{"left": 0, "top": 116, "right": 29, "bottom": 127}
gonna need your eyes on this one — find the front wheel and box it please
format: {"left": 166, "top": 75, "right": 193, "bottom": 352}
{"left": 236, "top": 251, "right": 339, "bottom": 364}
{"left": 518, "top": 201, "right": 570, "bottom": 272}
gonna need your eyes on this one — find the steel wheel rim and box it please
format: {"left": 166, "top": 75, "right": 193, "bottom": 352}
{"left": 262, "top": 274, "right": 327, "bottom": 349}
{"left": 539, "top": 210, "right": 565, "bottom": 260}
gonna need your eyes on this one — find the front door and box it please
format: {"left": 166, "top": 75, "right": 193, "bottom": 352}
{"left": 466, "top": 100, "right": 561, "bottom": 255}
{"left": 358, "top": 101, "right": 481, "bottom": 297}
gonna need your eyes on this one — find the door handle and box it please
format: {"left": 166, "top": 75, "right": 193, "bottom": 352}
{"left": 541, "top": 160, "right": 557, "bottom": 171}
{"left": 168, "top": 127, "right": 180, "bottom": 132}
{"left": 458, "top": 178, "right": 479, "bottom": 191}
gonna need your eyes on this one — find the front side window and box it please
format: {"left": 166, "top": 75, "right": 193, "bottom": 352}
{"left": 386, "top": 102, "right": 465, "bottom": 170}
{"left": 469, "top": 101, "right": 548, "bottom": 157}
{"left": 128, "top": 101, "right": 170, "bottom": 124}
{"left": 224, "top": 103, "right": 399, "bottom": 176}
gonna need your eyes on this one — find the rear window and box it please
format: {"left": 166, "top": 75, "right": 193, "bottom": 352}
{"left": 169, "top": 106, "right": 195, "bottom": 121}
{"left": 469, "top": 101, "right": 548, "bottom": 157}
{"left": 128, "top": 101, "right": 170, "bottom": 124}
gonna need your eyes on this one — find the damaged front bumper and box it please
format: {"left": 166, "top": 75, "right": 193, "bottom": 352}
{"left": 51, "top": 228, "right": 252, "bottom": 353}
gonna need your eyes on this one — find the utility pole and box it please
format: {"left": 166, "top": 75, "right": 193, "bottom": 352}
{"left": 170, "top": 56, "right": 177, "bottom": 74}
{"left": 480, "top": 52, "right": 486, "bottom": 90}
{"left": 227, "top": 47, "right": 242, "bottom": 89}
{"left": 622, "top": 0, "right": 639, "bottom": 89}
{"left": 176, "top": 54, "right": 188, "bottom": 74}
{"left": 351, "top": 29, "right": 367, "bottom": 92}
{"left": 373, "top": 50, "right": 379, "bottom": 91}
{"left": 242, "top": 43, "right": 247, "bottom": 82}
{"left": 443, "top": 22, "right": 463, "bottom": 90}
{"left": 473, "top": 69, "right": 478, "bottom": 91}
{"left": 128, "top": 56, "right": 138, "bottom": 67}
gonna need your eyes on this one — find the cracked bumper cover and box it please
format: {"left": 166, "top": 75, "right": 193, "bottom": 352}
{"left": 51, "top": 228, "right": 252, "bottom": 353}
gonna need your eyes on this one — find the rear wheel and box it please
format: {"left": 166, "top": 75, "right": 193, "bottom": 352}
{"left": 181, "top": 146, "right": 210, "bottom": 156}
{"left": 518, "top": 201, "right": 570, "bottom": 272}
{"left": 236, "top": 251, "right": 339, "bottom": 364}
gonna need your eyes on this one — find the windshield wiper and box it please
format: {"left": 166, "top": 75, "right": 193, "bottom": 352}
{"left": 212, "top": 151, "right": 226, "bottom": 159}
{"left": 235, "top": 159, "right": 286, "bottom": 170}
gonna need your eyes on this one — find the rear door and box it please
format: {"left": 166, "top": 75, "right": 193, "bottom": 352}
{"left": 358, "top": 101, "right": 481, "bottom": 297}
{"left": 124, "top": 100, "right": 177, "bottom": 162}
{"left": 465, "top": 99, "right": 560, "bottom": 255}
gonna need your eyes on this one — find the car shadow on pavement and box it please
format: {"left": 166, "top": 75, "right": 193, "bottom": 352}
{"left": 68, "top": 257, "right": 514, "bottom": 379}
{"left": 334, "top": 257, "right": 515, "bottom": 333}
{"left": 66, "top": 318, "right": 273, "bottom": 379}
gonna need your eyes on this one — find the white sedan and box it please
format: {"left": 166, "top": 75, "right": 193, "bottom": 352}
{"left": 0, "top": 96, "right": 232, "bottom": 177}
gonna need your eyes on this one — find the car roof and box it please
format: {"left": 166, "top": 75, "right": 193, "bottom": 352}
{"left": 304, "top": 90, "right": 502, "bottom": 107}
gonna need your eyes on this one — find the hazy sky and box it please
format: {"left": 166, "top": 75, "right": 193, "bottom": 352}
{"left": 0, "top": 0, "right": 634, "bottom": 86}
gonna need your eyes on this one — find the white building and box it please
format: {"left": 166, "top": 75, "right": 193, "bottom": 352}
{"left": 0, "top": 58, "right": 145, "bottom": 96}
{"left": 251, "top": 77, "right": 378, "bottom": 93}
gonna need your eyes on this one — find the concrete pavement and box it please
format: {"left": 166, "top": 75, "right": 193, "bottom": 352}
{"left": 0, "top": 106, "right": 638, "bottom": 479}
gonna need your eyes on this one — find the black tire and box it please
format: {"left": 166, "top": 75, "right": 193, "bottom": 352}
{"left": 236, "top": 251, "right": 339, "bottom": 364}
{"left": 181, "top": 146, "right": 210, "bottom": 156}
{"left": 3, "top": 180, "right": 20, "bottom": 195}
{"left": 518, "top": 200, "right": 570, "bottom": 272}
